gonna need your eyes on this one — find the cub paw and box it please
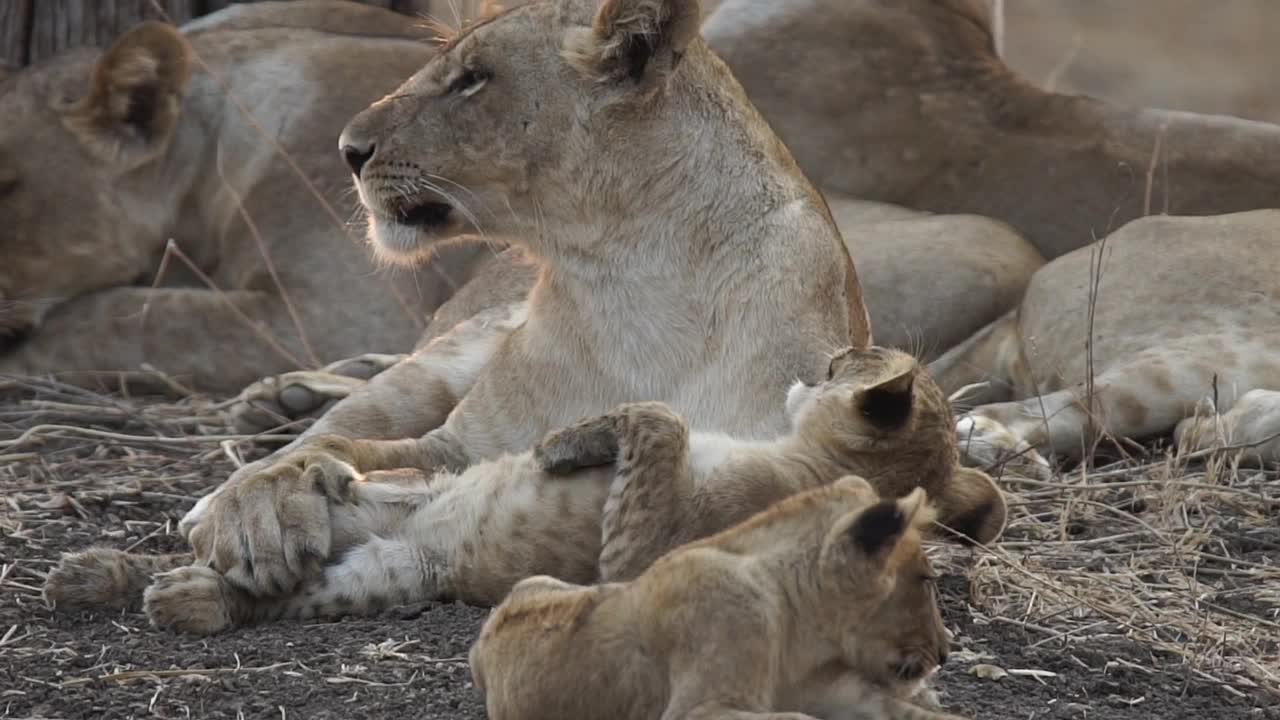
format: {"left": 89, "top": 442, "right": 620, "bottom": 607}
{"left": 44, "top": 548, "right": 138, "bottom": 611}
{"left": 144, "top": 566, "right": 237, "bottom": 635}
{"left": 535, "top": 415, "right": 620, "bottom": 475}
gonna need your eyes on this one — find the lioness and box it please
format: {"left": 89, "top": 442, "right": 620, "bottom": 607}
{"left": 0, "top": 2, "right": 490, "bottom": 391}
{"left": 471, "top": 478, "right": 967, "bottom": 720}
{"left": 704, "top": 0, "right": 1280, "bottom": 260}
{"left": 933, "top": 210, "right": 1280, "bottom": 465}
{"left": 46, "top": 346, "right": 1003, "bottom": 633}
{"left": 161, "top": 0, "right": 879, "bottom": 600}
{"left": 226, "top": 197, "right": 1042, "bottom": 432}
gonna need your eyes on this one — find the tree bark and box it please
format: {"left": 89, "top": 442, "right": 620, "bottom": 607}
{"left": 0, "top": 0, "right": 33, "bottom": 67}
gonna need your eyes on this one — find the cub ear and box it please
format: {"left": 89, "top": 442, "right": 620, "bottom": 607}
{"left": 823, "top": 487, "right": 934, "bottom": 576}
{"left": 565, "top": 0, "right": 701, "bottom": 88}
{"left": 854, "top": 367, "right": 915, "bottom": 431}
{"left": 849, "top": 487, "right": 930, "bottom": 558}
{"left": 931, "top": 466, "right": 1007, "bottom": 546}
{"left": 67, "top": 21, "right": 192, "bottom": 169}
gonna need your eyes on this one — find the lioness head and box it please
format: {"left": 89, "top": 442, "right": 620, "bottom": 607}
{"left": 338, "top": 0, "right": 718, "bottom": 263}
{"left": 0, "top": 22, "right": 191, "bottom": 347}
{"left": 785, "top": 346, "right": 1008, "bottom": 544}
{"left": 819, "top": 478, "right": 949, "bottom": 691}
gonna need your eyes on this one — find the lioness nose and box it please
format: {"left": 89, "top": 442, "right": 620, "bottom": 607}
{"left": 340, "top": 141, "right": 375, "bottom": 178}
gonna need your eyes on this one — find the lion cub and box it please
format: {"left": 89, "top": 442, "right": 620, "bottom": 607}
{"left": 46, "top": 347, "right": 1001, "bottom": 635}
{"left": 537, "top": 345, "right": 1006, "bottom": 580}
{"left": 471, "top": 477, "right": 969, "bottom": 720}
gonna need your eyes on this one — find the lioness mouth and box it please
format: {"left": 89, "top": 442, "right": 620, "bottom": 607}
{"left": 398, "top": 201, "right": 453, "bottom": 228}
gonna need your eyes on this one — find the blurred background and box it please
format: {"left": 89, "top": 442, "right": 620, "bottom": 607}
{"left": 3, "top": 0, "right": 1277, "bottom": 123}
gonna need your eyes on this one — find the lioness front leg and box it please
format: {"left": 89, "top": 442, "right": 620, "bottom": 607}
{"left": 179, "top": 302, "right": 526, "bottom": 596}
{"left": 228, "top": 353, "right": 407, "bottom": 434}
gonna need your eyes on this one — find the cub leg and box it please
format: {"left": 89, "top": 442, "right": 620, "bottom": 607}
{"left": 802, "top": 672, "right": 970, "bottom": 720}
{"left": 595, "top": 402, "right": 695, "bottom": 582}
{"left": 149, "top": 505, "right": 454, "bottom": 635}
{"left": 44, "top": 550, "right": 192, "bottom": 611}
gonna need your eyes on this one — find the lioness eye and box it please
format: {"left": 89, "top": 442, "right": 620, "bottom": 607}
{"left": 449, "top": 68, "right": 490, "bottom": 97}
{"left": 826, "top": 355, "right": 836, "bottom": 380}
{"left": 0, "top": 177, "right": 18, "bottom": 197}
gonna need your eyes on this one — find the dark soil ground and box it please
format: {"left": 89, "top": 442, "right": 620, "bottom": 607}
{"left": 2, "top": 382, "right": 1278, "bottom": 720}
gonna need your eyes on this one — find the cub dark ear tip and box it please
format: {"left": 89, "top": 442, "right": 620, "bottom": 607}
{"left": 859, "top": 385, "right": 913, "bottom": 430}
{"left": 851, "top": 501, "right": 905, "bottom": 554}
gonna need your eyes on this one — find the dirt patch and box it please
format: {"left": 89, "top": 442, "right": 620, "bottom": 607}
{"left": 2, "top": 379, "right": 1278, "bottom": 719}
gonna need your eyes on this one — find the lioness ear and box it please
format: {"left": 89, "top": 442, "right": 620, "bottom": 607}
{"left": 931, "top": 466, "right": 1007, "bottom": 546}
{"left": 565, "top": 0, "right": 700, "bottom": 87}
{"left": 854, "top": 367, "right": 915, "bottom": 431}
{"left": 67, "top": 21, "right": 192, "bottom": 169}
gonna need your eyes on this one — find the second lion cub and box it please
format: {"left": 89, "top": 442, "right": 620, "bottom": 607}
{"left": 538, "top": 345, "right": 1006, "bottom": 580}
{"left": 471, "top": 478, "right": 970, "bottom": 720}
{"left": 48, "top": 347, "right": 1002, "bottom": 635}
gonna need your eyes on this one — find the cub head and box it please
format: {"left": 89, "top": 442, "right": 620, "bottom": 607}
{"left": 337, "top": 0, "right": 711, "bottom": 264}
{"left": 0, "top": 22, "right": 191, "bottom": 349}
{"left": 819, "top": 479, "right": 949, "bottom": 693}
{"left": 786, "top": 346, "right": 1007, "bottom": 545}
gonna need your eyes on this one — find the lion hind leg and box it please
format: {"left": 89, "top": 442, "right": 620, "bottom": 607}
{"left": 44, "top": 548, "right": 193, "bottom": 612}
{"left": 598, "top": 402, "right": 694, "bottom": 582}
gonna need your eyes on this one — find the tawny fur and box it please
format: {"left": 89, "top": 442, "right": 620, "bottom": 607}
{"left": 471, "top": 478, "right": 971, "bottom": 720}
{"left": 45, "top": 346, "right": 1002, "bottom": 635}
{"left": 227, "top": 194, "right": 1042, "bottom": 435}
{"left": 932, "top": 210, "right": 1280, "bottom": 466}
{"left": 167, "top": 0, "right": 872, "bottom": 601}
{"left": 535, "top": 346, "right": 1005, "bottom": 581}
{"left": 703, "top": 0, "right": 1280, "bottom": 261}
{"left": 0, "top": 2, "right": 490, "bottom": 391}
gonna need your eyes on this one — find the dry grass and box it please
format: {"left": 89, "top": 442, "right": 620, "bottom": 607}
{"left": 0, "top": 375, "right": 288, "bottom": 591}
{"left": 4, "top": 375, "right": 1277, "bottom": 705}
{"left": 933, "top": 450, "right": 1280, "bottom": 701}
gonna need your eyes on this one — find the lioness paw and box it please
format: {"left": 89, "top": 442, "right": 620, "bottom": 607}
{"left": 955, "top": 414, "right": 1052, "bottom": 482}
{"left": 228, "top": 371, "right": 367, "bottom": 435}
{"left": 226, "top": 353, "right": 406, "bottom": 435}
{"left": 144, "top": 566, "right": 236, "bottom": 635}
{"left": 191, "top": 461, "right": 343, "bottom": 596}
